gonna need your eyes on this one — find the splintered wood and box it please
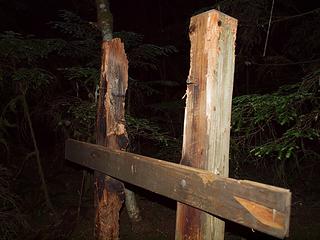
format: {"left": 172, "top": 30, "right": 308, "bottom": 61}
{"left": 176, "top": 9, "right": 238, "bottom": 240}
{"left": 94, "top": 38, "right": 128, "bottom": 240}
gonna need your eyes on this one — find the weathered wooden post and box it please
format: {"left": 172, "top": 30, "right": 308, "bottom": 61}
{"left": 94, "top": 39, "right": 128, "bottom": 239}
{"left": 176, "top": 10, "right": 237, "bottom": 240}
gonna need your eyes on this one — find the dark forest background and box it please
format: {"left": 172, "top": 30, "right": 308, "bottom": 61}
{"left": 0, "top": 0, "right": 319, "bottom": 239}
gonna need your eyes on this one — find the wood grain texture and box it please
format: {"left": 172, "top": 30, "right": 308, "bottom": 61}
{"left": 66, "top": 139, "right": 291, "bottom": 239}
{"left": 176, "top": 9, "right": 238, "bottom": 240}
{"left": 94, "top": 38, "right": 128, "bottom": 240}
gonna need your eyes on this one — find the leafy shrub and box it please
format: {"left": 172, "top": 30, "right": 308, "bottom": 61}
{"left": 231, "top": 69, "right": 320, "bottom": 183}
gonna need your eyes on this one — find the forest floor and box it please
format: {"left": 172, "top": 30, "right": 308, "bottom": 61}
{"left": 11, "top": 147, "right": 320, "bottom": 240}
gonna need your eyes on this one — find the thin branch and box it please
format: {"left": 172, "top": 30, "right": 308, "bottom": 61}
{"left": 76, "top": 170, "right": 86, "bottom": 222}
{"left": 272, "top": 8, "right": 320, "bottom": 24}
{"left": 263, "top": 0, "right": 275, "bottom": 57}
{"left": 239, "top": 8, "right": 320, "bottom": 27}
{"left": 21, "top": 94, "right": 57, "bottom": 218}
{"left": 252, "top": 58, "right": 320, "bottom": 66}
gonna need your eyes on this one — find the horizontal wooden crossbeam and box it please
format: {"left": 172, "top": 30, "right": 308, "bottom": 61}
{"left": 65, "top": 139, "right": 291, "bottom": 238}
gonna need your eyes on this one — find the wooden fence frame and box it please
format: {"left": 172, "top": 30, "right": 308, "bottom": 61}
{"left": 65, "top": 9, "right": 291, "bottom": 240}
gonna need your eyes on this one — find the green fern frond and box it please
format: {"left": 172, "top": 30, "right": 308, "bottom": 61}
{"left": 50, "top": 10, "right": 99, "bottom": 40}
{"left": 60, "top": 67, "right": 99, "bottom": 86}
{"left": 231, "top": 70, "right": 320, "bottom": 165}
{"left": 114, "top": 31, "right": 143, "bottom": 49}
{"left": 129, "top": 44, "right": 177, "bottom": 70}
{"left": 12, "top": 68, "right": 54, "bottom": 91}
{"left": 59, "top": 39, "right": 99, "bottom": 61}
{"left": 0, "top": 32, "right": 66, "bottom": 63}
{"left": 129, "top": 77, "right": 160, "bottom": 96}
{"left": 126, "top": 115, "right": 175, "bottom": 146}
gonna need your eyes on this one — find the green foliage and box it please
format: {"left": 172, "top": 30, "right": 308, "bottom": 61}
{"left": 0, "top": 32, "right": 61, "bottom": 159}
{"left": 58, "top": 99, "right": 177, "bottom": 151}
{"left": 62, "top": 67, "right": 99, "bottom": 85}
{"left": 0, "top": 7, "right": 318, "bottom": 183}
{"left": 48, "top": 11, "right": 178, "bottom": 150}
{"left": 129, "top": 77, "right": 161, "bottom": 96}
{"left": 0, "top": 10, "right": 177, "bottom": 152}
{"left": 61, "top": 67, "right": 99, "bottom": 97}
{"left": 232, "top": 88, "right": 311, "bottom": 129}
{"left": 113, "top": 31, "right": 177, "bottom": 71}
{"left": 128, "top": 44, "right": 177, "bottom": 71}
{"left": 50, "top": 11, "right": 177, "bottom": 70}
{"left": 64, "top": 101, "right": 97, "bottom": 142}
{"left": 12, "top": 68, "right": 53, "bottom": 91}
{"left": 126, "top": 115, "right": 175, "bottom": 147}
{"left": 0, "top": 31, "right": 66, "bottom": 64}
{"left": 0, "top": 32, "right": 63, "bottom": 104}
{"left": 50, "top": 10, "right": 99, "bottom": 40}
{"left": 50, "top": 11, "right": 100, "bottom": 61}
{"left": 231, "top": 69, "right": 320, "bottom": 182}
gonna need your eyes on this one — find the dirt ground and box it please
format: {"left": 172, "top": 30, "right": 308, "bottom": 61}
{"left": 68, "top": 186, "right": 320, "bottom": 240}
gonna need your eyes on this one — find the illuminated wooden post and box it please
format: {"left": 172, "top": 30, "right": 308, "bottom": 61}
{"left": 176, "top": 10, "right": 237, "bottom": 240}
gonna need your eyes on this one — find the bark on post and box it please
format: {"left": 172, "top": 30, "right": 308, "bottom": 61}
{"left": 94, "top": 39, "right": 128, "bottom": 239}
{"left": 175, "top": 10, "right": 237, "bottom": 240}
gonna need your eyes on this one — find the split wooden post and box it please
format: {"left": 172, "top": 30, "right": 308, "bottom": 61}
{"left": 94, "top": 39, "right": 128, "bottom": 240}
{"left": 176, "top": 10, "right": 237, "bottom": 240}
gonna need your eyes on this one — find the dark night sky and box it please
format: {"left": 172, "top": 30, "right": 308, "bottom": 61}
{"left": 0, "top": 0, "right": 214, "bottom": 33}
{"left": 0, "top": 0, "right": 216, "bottom": 77}
{"left": 1, "top": 0, "right": 318, "bottom": 35}
{"left": 1, "top": 0, "right": 318, "bottom": 53}
{"left": 0, "top": 0, "right": 218, "bottom": 58}
{"left": 1, "top": 0, "right": 319, "bottom": 94}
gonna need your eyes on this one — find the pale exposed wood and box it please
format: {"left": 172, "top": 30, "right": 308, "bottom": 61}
{"left": 65, "top": 139, "right": 291, "bottom": 239}
{"left": 94, "top": 38, "right": 128, "bottom": 240}
{"left": 176, "top": 9, "right": 238, "bottom": 240}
